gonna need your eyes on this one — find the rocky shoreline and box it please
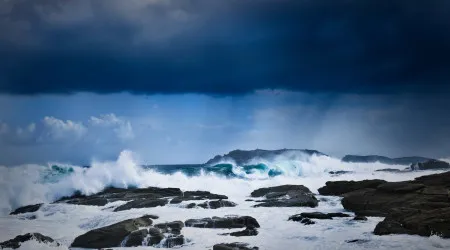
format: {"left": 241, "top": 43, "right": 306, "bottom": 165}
{"left": 5, "top": 170, "right": 450, "bottom": 249}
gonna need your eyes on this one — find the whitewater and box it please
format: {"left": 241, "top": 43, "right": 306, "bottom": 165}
{"left": 1, "top": 150, "right": 450, "bottom": 250}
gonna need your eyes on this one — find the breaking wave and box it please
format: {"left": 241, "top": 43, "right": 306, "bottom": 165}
{"left": 0, "top": 150, "right": 446, "bottom": 215}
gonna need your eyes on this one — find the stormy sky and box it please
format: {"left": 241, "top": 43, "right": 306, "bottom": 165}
{"left": 0, "top": 0, "right": 449, "bottom": 165}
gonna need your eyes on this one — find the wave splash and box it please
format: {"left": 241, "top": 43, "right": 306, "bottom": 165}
{"left": 0, "top": 150, "right": 418, "bottom": 215}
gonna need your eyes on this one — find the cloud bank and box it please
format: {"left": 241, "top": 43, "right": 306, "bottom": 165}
{"left": 1, "top": 0, "right": 450, "bottom": 95}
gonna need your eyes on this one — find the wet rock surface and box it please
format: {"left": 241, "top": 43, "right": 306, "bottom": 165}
{"left": 71, "top": 215, "right": 185, "bottom": 248}
{"left": 9, "top": 203, "right": 43, "bottom": 215}
{"left": 319, "top": 171, "right": 450, "bottom": 238}
{"left": 251, "top": 185, "right": 318, "bottom": 207}
{"left": 220, "top": 226, "right": 259, "bottom": 237}
{"left": 213, "top": 242, "right": 259, "bottom": 250}
{"left": 0, "top": 233, "right": 59, "bottom": 249}
{"left": 318, "top": 180, "right": 387, "bottom": 196}
{"left": 288, "top": 212, "right": 351, "bottom": 225}
{"left": 185, "top": 216, "right": 260, "bottom": 229}
{"left": 54, "top": 186, "right": 232, "bottom": 211}
{"left": 374, "top": 207, "right": 450, "bottom": 238}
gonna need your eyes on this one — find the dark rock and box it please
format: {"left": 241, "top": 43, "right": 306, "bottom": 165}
{"left": 251, "top": 185, "right": 311, "bottom": 197}
{"left": 0, "top": 233, "right": 59, "bottom": 249}
{"left": 341, "top": 181, "right": 450, "bottom": 217}
{"left": 125, "top": 229, "right": 148, "bottom": 247}
{"left": 160, "top": 235, "right": 185, "bottom": 248}
{"left": 245, "top": 199, "right": 254, "bottom": 202}
{"left": 206, "top": 149, "right": 326, "bottom": 166}
{"left": 329, "top": 171, "right": 353, "bottom": 175}
{"left": 346, "top": 239, "right": 370, "bottom": 244}
{"left": 154, "top": 221, "right": 184, "bottom": 234}
{"left": 55, "top": 186, "right": 229, "bottom": 210}
{"left": 318, "top": 179, "right": 387, "bottom": 196}
{"left": 222, "top": 226, "right": 259, "bottom": 237}
{"left": 411, "top": 159, "right": 450, "bottom": 170}
{"left": 113, "top": 199, "right": 169, "bottom": 212}
{"left": 353, "top": 215, "right": 368, "bottom": 221}
{"left": 185, "top": 216, "right": 260, "bottom": 229}
{"left": 288, "top": 215, "right": 315, "bottom": 225}
{"left": 71, "top": 215, "right": 154, "bottom": 248}
{"left": 289, "top": 212, "right": 351, "bottom": 222}
{"left": 183, "top": 191, "right": 228, "bottom": 200}
{"left": 374, "top": 207, "right": 450, "bottom": 238}
{"left": 251, "top": 185, "right": 318, "bottom": 208}
{"left": 213, "top": 242, "right": 259, "bottom": 250}
{"left": 327, "top": 212, "right": 352, "bottom": 218}
{"left": 342, "top": 155, "right": 432, "bottom": 165}
{"left": 197, "top": 200, "right": 237, "bottom": 209}
{"left": 300, "top": 212, "right": 333, "bottom": 220}
{"left": 186, "top": 203, "right": 196, "bottom": 209}
{"left": 9, "top": 204, "right": 43, "bottom": 215}
{"left": 375, "top": 168, "right": 403, "bottom": 173}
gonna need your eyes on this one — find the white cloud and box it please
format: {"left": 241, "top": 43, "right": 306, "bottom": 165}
{"left": 42, "top": 116, "right": 87, "bottom": 140}
{"left": 89, "top": 113, "right": 135, "bottom": 140}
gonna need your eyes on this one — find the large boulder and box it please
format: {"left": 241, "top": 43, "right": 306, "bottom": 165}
{"left": 374, "top": 207, "right": 450, "bottom": 238}
{"left": 251, "top": 185, "right": 318, "bottom": 208}
{"left": 0, "top": 233, "right": 59, "bottom": 249}
{"left": 9, "top": 203, "right": 43, "bottom": 215}
{"left": 197, "top": 200, "right": 237, "bottom": 209}
{"left": 213, "top": 242, "right": 259, "bottom": 250}
{"left": 185, "top": 216, "right": 260, "bottom": 229}
{"left": 341, "top": 181, "right": 450, "bottom": 217}
{"left": 71, "top": 215, "right": 155, "bottom": 248}
{"left": 318, "top": 179, "right": 387, "bottom": 196}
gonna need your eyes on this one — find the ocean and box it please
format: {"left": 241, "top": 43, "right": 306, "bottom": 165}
{"left": 1, "top": 150, "right": 450, "bottom": 249}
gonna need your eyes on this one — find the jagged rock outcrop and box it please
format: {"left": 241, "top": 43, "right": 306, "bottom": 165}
{"left": 9, "top": 203, "right": 43, "bottom": 215}
{"left": 0, "top": 233, "right": 59, "bottom": 249}
{"left": 251, "top": 185, "right": 318, "bottom": 207}
{"left": 53, "top": 186, "right": 233, "bottom": 211}
{"left": 318, "top": 171, "right": 450, "bottom": 238}
{"left": 206, "top": 149, "right": 326, "bottom": 165}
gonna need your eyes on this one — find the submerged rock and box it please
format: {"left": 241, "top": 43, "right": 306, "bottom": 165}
{"left": 9, "top": 203, "right": 43, "bottom": 215}
{"left": 213, "top": 242, "right": 259, "bottom": 250}
{"left": 288, "top": 215, "right": 315, "bottom": 225}
{"left": 251, "top": 185, "right": 318, "bottom": 208}
{"left": 220, "top": 226, "right": 259, "bottom": 237}
{"left": 318, "top": 180, "right": 387, "bottom": 196}
{"left": 0, "top": 233, "right": 59, "bottom": 249}
{"left": 185, "top": 216, "right": 260, "bottom": 229}
{"left": 329, "top": 170, "right": 354, "bottom": 175}
{"left": 288, "top": 212, "right": 351, "bottom": 224}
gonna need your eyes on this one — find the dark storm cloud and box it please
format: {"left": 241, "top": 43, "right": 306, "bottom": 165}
{"left": 1, "top": 0, "right": 450, "bottom": 95}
